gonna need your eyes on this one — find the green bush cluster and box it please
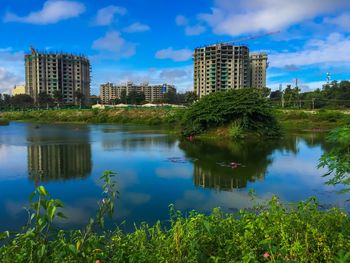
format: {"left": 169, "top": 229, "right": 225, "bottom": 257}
{"left": 1, "top": 179, "right": 350, "bottom": 262}
{"left": 182, "top": 89, "right": 280, "bottom": 137}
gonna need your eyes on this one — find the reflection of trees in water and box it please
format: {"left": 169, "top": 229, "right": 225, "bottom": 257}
{"left": 179, "top": 133, "right": 328, "bottom": 191}
{"left": 26, "top": 124, "right": 92, "bottom": 183}
{"left": 102, "top": 135, "right": 177, "bottom": 150}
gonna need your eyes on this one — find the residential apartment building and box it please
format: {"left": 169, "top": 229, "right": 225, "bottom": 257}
{"left": 194, "top": 44, "right": 250, "bottom": 98}
{"left": 25, "top": 47, "right": 90, "bottom": 104}
{"left": 100, "top": 82, "right": 176, "bottom": 104}
{"left": 11, "top": 85, "right": 26, "bottom": 96}
{"left": 194, "top": 44, "right": 269, "bottom": 98}
{"left": 250, "top": 53, "right": 268, "bottom": 88}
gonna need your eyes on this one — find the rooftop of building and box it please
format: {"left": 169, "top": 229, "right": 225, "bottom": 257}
{"left": 26, "top": 47, "right": 89, "bottom": 59}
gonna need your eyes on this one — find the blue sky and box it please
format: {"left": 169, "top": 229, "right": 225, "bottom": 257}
{"left": 0, "top": 0, "right": 350, "bottom": 95}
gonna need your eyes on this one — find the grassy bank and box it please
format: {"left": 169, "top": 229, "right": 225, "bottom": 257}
{"left": 0, "top": 108, "right": 185, "bottom": 126}
{"left": 1, "top": 108, "right": 349, "bottom": 135}
{"left": 276, "top": 109, "right": 350, "bottom": 132}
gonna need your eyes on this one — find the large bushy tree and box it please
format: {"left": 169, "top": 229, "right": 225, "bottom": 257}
{"left": 182, "top": 89, "right": 279, "bottom": 136}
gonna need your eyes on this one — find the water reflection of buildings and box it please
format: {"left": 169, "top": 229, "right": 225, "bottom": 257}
{"left": 26, "top": 124, "right": 92, "bottom": 183}
{"left": 193, "top": 166, "right": 265, "bottom": 191}
{"left": 28, "top": 144, "right": 92, "bottom": 183}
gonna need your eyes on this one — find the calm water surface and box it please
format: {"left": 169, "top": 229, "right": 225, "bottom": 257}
{"left": 0, "top": 122, "right": 349, "bottom": 231}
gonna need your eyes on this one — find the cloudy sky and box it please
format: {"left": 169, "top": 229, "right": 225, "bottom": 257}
{"left": 0, "top": 0, "right": 350, "bottom": 94}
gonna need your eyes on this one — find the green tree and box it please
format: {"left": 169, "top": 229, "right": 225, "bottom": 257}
{"left": 163, "top": 89, "right": 177, "bottom": 104}
{"left": 10, "top": 94, "right": 34, "bottom": 109}
{"left": 184, "top": 91, "right": 198, "bottom": 105}
{"left": 182, "top": 88, "right": 280, "bottom": 136}
{"left": 127, "top": 90, "right": 145, "bottom": 105}
{"left": 75, "top": 89, "right": 84, "bottom": 109}
{"left": 53, "top": 89, "right": 63, "bottom": 108}
{"left": 120, "top": 90, "right": 127, "bottom": 104}
{"left": 38, "top": 92, "right": 53, "bottom": 109}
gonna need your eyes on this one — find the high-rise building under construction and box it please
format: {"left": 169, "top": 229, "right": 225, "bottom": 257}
{"left": 250, "top": 52, "right": 268, "bottom": 88}
{"left": 193, "top": 44, "right": 267, "bottom": 98}
{"left": 25, "top": 48, "right": 90, "bottom": 104}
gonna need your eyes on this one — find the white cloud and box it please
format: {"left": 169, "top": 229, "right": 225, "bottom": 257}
{"left": 324, "top": 13, "right": 350, "bottom": 29}
{"left": 4, "top": 0, "right": 85, "bottom": 25}
{"left": 0, "top": 68, "right": 22, "bottom": 94}
{"left": 0, "top": 48, "right": 25, "bottom": 93}
{"left": 175, "top": 14, "right": 206, "bottom": 36}
{"left": 175, "top": 15, "right": 188, "bottom": 26}
{"left": 199, "top": 0, "right": 350, "bottom": 36}
{"left": 155, "top": 47, "right": 192, "bottom": 62}
{"left": 123, "top": 22, "right": 150, "bottom": 33}
{"left": 269, "top": 33, "right": 350, "bottom": 68}
{"left": 185, "top": 24, "right": 206, "bottom": 36}
{"left": 94, "top": 5, "right": 127, "bottom": 26}
{"left": 92, "top": 31, "right": 136, "bottom": 59}
{"left": 159, "top": 69, "right": 189, "bottom": 79}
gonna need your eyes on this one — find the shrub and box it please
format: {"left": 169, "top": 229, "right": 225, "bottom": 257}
{"left": 228, "top": 121, "right": 244, "bottom": 139}
{"left": 182, "top": 89, "right": 280, "bottom": 136}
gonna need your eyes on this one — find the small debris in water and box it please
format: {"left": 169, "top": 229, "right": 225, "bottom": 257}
{"left": 217, "top": 161, "right": 245, "bottom": 169}
{"left": 166, "top": 157, "right": 198, "bottom": 163}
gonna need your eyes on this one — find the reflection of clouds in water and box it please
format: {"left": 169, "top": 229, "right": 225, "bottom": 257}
{"left": 93, "top": 169, "right": 139, "bottom": 191}
{"left": 56, "top": 206, "right": 91, "bottom": 225}
{"left": 175, "top": 190, "right": 273, "bottom": 212}
{"left": 268, "top": 155, "right": 329, "bottom": 186}
{"left": 155, "top": 166, "right": 192, "bottom": 179}
{"left": 5, "top": 200, "right": 27, "bottom": 217}
{"left": 115, "top": 192, "right": 152, "bottom": 219}
{"left": 123, "top": 192, "right": 151, "bottom": 205}
{"left": 5, "top": 197, "right": 99, "bottom": 225}
{"left": 0, "top": 145, "right": 27, "bottom": 180}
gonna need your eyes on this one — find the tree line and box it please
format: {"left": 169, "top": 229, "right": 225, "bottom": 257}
{"left": 0, "top": 89, "right": 85, "bottom": 110}
{"left": 270, "top": 80, "right": 350, "bottom": 109}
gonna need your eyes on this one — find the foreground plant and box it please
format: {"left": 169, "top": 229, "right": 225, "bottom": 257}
{"left": 319, "top": 125, "right": 350, "bottom": 194}
{"left": 1, "top": 173, "right": 350, "bottom": 262}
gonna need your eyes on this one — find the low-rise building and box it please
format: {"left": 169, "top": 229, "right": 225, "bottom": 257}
{"left": 100, "top": 82, "right": 176, "bottom": 104}
{"left": 11, "top": 85, "right": 26, "bottom": 96}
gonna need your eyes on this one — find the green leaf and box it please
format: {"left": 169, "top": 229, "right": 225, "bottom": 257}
{"left": 37, "top": 185, "right": 48, "bottom": 196}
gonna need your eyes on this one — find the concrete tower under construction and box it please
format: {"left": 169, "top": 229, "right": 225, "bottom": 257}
{"left": 250, "top": 52, "right": 268, "bottom": 88}
{"left": 193, "top": 44, "right": 250, "bottom": 98}
{"left": 25, "top": 48, "right": 91, "bottom": 104}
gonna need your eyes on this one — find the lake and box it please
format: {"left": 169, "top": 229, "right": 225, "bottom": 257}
{"left": 0, "top": 122, "right": 349, "bottom": 231}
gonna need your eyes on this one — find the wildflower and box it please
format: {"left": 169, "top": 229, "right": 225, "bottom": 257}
{"left": 263, "top": 252, "right": 270, "bottom": 258}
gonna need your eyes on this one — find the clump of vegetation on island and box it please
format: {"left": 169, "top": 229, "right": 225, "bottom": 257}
{"left": 182, "top": 89, "right": 280, "bottom": 137}
{"left": 1, "top": 171, "right": 350, "bottom": 262}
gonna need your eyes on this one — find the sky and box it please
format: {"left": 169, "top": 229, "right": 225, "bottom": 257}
{"left": 0, "top": 0, "right": 350, "bottom": 95}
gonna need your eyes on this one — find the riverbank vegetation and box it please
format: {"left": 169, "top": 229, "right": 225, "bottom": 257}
{"left": 319, "top": 125, "right": 350, "bottom": 194}
{"left": 0, "top": 107, "right": 185, "bottom": 126}
{"left": 1, "top": 172, "right": 350, "bottom": 262}
{"left": 1, "top": 92, "right": 349, "bottom": 136}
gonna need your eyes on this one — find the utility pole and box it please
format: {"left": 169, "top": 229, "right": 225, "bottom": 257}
{"left": 312, "top": 98, "right": 315, "bottom": 111}
{"left": 281, "top": 91, "right": 285, "bottom": 108}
